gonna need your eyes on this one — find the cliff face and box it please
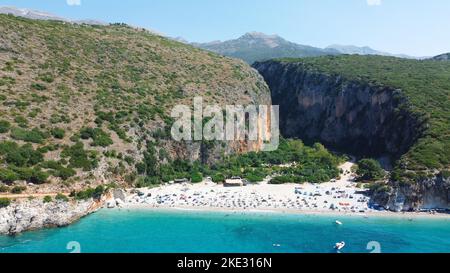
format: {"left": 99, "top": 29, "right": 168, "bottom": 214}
{"left": 373, "top": 175, "right": 450, "bottom": 211}
{"left": 253, "top": 61, "right": 424, "bottom": 158}
{"left": 0, "top": 198, "right": 100, "bottom": 235}
{"left": 253, "top": 60, "right": 449, "bottom": 211}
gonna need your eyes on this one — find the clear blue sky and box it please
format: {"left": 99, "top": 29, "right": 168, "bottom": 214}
{"left": 1, "top": 0, "right": 450, "bottom": 56}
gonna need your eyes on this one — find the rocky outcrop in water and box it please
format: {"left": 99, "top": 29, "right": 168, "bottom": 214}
{"left": 0, "top": 199, "right": 100, "bottom": 235}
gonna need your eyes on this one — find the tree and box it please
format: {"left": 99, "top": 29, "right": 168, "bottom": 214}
{"left": 0, "top": 120, "right": 11, "bottom": 134}
{"left": 190, "top": 172, "right": 203, "bottom": 183}
{"left": 30, "top": 168, "right": 49, "bottom": 184}
{"left": 57, "top": 167, "right": 76, "bottom": 180}
{"left": 51, "top": 128, "right": 65, "bottom": 139}
{"left": 245, "top": 173, "right": 264, "bottom": 183}
{"left": 0, "top": 168, "right": 18, "bottom": 183}
{"left": 10, "top": 186, "right": 26, "bottom": 194}
{"left": 0, "top": 198, "right": 11, "bottom": 208}
{"left": 356, "top": 159, "right": 385, "bottom": 182}
{"left": 55, "top": 193, "right": 69, "bottom": 202}
{"left": 211, "top": 173, "right": 225, "bottom": 183}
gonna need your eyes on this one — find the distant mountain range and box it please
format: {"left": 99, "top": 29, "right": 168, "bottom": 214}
{"left": 326, "top": 44, "right": 417, "bottom": 59}
{"left": 0, "top": 6, "right": 106, "bottom": 25}
{"left": 193, "top": 32, "right": 421, "bottom": 64}
{"left": 1, "top": 6, "right": 441, "bottom": 63}
{"left": 431, "top": 53, "right": 450, "bottom": 61}
{"left": 192, "top": 32, "right": 340, "bottom": 64}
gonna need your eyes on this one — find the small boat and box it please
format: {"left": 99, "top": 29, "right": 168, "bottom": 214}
{"left": 334, "top": 241, "right": 346, "bottom": 250}
{"left": 335, "top": 220, "right": 343, "bottom": 225}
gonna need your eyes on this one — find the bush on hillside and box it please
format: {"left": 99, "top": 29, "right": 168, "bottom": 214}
{"left": 55, "top": 193, "right": 69, "bottom": 202}
{"left": 0, "top": 198, "right": 11, "bottom": 208}
{"left": 80, "top": 127, "right": 113, "bottom": 147}
{"left": 50, "top": 128, "right": 65, "bottom": 139}
{"left": 356, "top": 159, "right": 386, "bottom": 182}
{"left": 190, "top": 172, "right": 203, "bottom": 183}
{"left": 10, "top": 185, "right": 26, "bottom": 194}
{"left": 0, "top": 120, "right": 11, "bottom": 133}
{"left": 10, "top": 127, "right": 48, "bottom": 143}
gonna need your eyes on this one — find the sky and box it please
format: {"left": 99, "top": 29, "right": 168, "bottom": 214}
{"left": 0, "top": 0, "right": 449, "bottom": 57}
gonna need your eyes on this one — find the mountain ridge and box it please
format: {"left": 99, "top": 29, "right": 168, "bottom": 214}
{"left": 0, "top": 6, "right": 106, "bottom": 25}
{"left": 193, "top": 32, "right": 423, "bottom": 64}
{"left": 431, "top": 52, "right": 450, "bottom": 61}
{"left": 193, "top": 32, "right": 339, "bottom": 64}
{"left": 0, "top": 6, "right": 433, "bottom": 62}
{"left": 326, "top": 44, "right": 419, "bottom": 59}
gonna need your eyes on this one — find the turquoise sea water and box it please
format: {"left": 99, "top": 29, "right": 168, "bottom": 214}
{"left": 1, "top": 209, "right": 450, "bottom": 253}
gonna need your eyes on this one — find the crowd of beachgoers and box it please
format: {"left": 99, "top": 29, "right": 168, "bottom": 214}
{"left": 112, "top": 162, "right": 380, "bottom": 215}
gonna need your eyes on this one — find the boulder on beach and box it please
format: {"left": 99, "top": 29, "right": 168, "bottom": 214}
{"left": 106, "top": 200, "right": 116, "bottom": 209}
{"left": 113, "top": 189, "right": 126, "bottom": 202}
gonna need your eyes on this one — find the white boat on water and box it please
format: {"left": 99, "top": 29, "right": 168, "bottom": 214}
{"left": 335, "top": 220, "right": 343, "bottom": 225}
{"left": 334, "top": 241, "right": 346, "bottom": 250}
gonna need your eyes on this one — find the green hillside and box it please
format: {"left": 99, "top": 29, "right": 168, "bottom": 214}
{"left": 278, "top": 55, "right": 450, "bottom": 183}
{"left": 0, "top": 14, "right": 269, "bottom": 192}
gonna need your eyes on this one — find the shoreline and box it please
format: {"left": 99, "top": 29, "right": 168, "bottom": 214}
{"left": 119, "top": 203, "right": 450, "bottom": 220}
{"left": 2, "top": 160, "right": 449, "bottom": 236}
{"left": 111, "top": 161, "right": 450, "bottom": 221}
{"left": 0, "top": 194, "right": 107, "bottom": 236}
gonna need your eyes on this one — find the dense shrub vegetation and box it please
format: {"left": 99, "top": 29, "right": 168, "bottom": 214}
{"left": 50, "top": 128, "right": 65, "bottom": 139}
{"left": 80, "top": 127, "right": 113, "bottom": 147}
{"left": 71, "top": 185, "right": 105, "bottom": 200}
{"left": 10, "top": 127, "right": 48, "bottom": 143}
{"left": 0, "top": 141, "right": 50, "bottom": 184}
{"left": 0, "top": 14, "right": 268, "bottom": 191}
{"left": 10, "top": 185, "right": 26, "bottom": 194}
{"left": 0, "top": 198, "right": 11, "bottom": 208}
{"left": 55, "top": 193, "right": 69, "bottom": 202}
{"left": 134, "top": 139, "right": 342, "bottom": 187}
{"left": 0, "top": 120, "right": 11, "bottom": 133}
{"left": 61, "top": 142, "right": 98, "bottom": 171}
{"left": 40, "top": 160, "right": 76, "bottom": 180}
{"left": 355, "top": 159, "right": 386, "bottom": 182}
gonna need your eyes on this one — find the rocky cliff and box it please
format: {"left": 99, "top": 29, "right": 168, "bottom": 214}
{"left": 0, "top": 198, "right": 100, "bottom": 235}
{"left": 253, "top": 61, "right": 424, "bottom": 158}
{"left": 254, "top": 57, "right": 450, "bottom": 211}
{"left": 373, "top": 174, "right": 450, "bottom": 212}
